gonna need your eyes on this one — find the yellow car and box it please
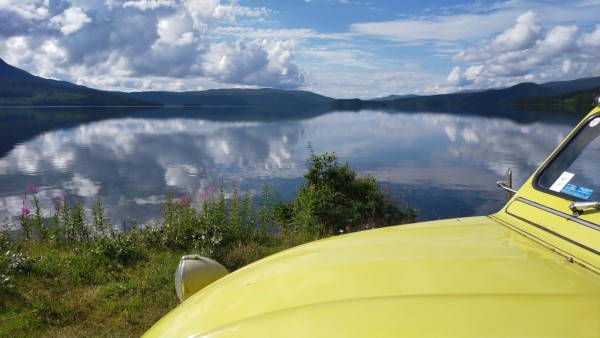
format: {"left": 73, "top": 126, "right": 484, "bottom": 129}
{"left": 144, "top": 105, "right": 600, "bottom": 337}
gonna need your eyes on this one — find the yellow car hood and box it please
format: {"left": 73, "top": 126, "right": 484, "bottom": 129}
{"left": 145, "top": 216, "right": 600, "bottom": 337}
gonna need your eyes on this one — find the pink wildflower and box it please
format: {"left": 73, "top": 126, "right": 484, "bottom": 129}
{"left": 26, "top": 181, "right": 37, "bottom": 195}
{"left": 202, "top": 187, "right": 217, "bottom": 200}
{"left": 21, "top": 198, "right": 31, "bottom": 217}
{"left": 180, "top": 194, "right": 191, "bottom": 205}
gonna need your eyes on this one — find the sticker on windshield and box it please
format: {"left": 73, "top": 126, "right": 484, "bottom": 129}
{"left": 550, "top": 172, "right": 574, "bottom": 192}
{"left": 590, "top": 117, "right": 600, "bottom": 127}
{"left": 561, "top": 184, "right": 593, "bottom": 200}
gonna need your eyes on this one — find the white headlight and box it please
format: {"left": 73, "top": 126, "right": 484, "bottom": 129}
{"left": 175, "top": 254, "right": 228, "bottom": 302}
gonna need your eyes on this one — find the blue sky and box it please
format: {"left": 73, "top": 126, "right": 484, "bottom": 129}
{"left": 1, "top": 0, "right": 599, "bottom": 98}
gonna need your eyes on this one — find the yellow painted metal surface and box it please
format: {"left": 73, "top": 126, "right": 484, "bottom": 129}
{"left": 492, "top": 106, "right": 600, "bottom": 274}
{"left": 144, "top": 217, "right": 600, "bottom": 337}
{"left": 144, "top": 107, "right": 600, "bottom": 337}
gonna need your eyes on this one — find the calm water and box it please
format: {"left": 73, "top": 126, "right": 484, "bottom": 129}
{"left": 0, "top": 106, "right": 582, "bottom": 227}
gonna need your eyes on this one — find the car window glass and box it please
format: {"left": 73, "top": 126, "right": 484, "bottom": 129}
{"left": 538, "top": 116, "right": 600, "bottom": 201}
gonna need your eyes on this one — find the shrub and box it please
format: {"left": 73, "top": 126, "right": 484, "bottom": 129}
{"left": 92, "top": 229, "right": 145, "bottom": 266}
{"left": 288, "top": 149, "right": 416, "bottom": 236}
{"left": 0, "top": 247, "right": 39, "bottom": 293}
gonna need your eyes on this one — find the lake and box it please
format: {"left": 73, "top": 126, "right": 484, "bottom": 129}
{"left": 0, "top": 106, "right": 583, "bottom": 228}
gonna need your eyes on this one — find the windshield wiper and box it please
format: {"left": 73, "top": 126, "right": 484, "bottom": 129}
{"left": 569, "top": 201, "right": 600, "bottom": 216}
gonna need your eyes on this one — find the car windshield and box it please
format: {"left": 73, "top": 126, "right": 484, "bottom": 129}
{"left": 537, "top": 114, "right": 600, "bottom": 201}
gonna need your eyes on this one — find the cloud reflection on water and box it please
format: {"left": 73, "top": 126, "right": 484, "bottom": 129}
{"left": 0, "top": 108, "right": 580, "bottom": 225}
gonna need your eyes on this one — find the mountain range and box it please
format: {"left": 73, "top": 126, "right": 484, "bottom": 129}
{"left": 1, "top": 58, "right": 598, "bottom": 111}
{"left": 0, "top": 58, "right": 156, "bottom": 106}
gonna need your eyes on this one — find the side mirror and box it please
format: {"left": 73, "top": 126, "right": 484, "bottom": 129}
{"left": 175, "top": 255, "right": 228, "bottom": 302}
{"left": 496, "top": 168, "right": 517, "bottom": 201}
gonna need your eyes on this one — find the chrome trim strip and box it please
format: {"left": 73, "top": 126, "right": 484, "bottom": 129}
{"left": 505, "top": 198, "right": 600, "bottom": 258}
{"left": 514, "top": 197, "right": 600, "bottom": 231}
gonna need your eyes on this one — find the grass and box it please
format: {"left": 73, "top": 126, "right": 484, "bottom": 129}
{"left": 0, "top": 151, "right": 416, "bottom": 337}
{"left": 0, "top": 244, "right": 181, "bottom": 337}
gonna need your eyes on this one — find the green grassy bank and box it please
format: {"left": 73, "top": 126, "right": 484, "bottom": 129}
{"left": 0, "top": 151, "right": 416, "bottom": 337}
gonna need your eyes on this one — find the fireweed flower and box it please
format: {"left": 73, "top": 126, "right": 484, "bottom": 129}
{"left": 21, "top": 198, "right": 31, "bottom": 217}
{"left": 180, "top": 194, "right": 191, "bottom": 205}
{"left": 201, "top": 187, "right": 217, "bottom": 200}
{"left": 26, "top": 182, "right": 37, "bottom": 195}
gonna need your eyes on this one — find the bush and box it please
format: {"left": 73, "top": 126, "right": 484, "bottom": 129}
{"left": 286, "top": 149, "right": 416, "bottom": 236}
{"left": 0, "top": 249, "right": 38, "bottom": 293}
{"left": 92, "top": 230, "right": 145, "bottom": 266}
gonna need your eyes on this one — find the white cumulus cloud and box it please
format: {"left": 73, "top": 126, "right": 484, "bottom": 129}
{"left": 448, "top": 10, "right": 600, "bottom": 91}
{"left": 579, "top": 24, "right": 600, "bottom": 48}
{"left": 123, "top": 0, "right": 177, "bottom": 11}
{"left": 536, "top": 25, "right": 578, "bottom": 56}
{"left": 49, "top": 7, "right": 92, "bottom": 35}
{"left": 491, "top": 11, "right": 541, "bottom": 52}
{"left": 155, "top": 13, "right": 196, "bottom": 46}
{"left": 446, "top": 66, "right": 463, "bottom": 86}
{"left": 202, "top": 39, "right": 304, "bottom": 88}
{"left": 0, "top": 0, "right": 304, "bottom": 90}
